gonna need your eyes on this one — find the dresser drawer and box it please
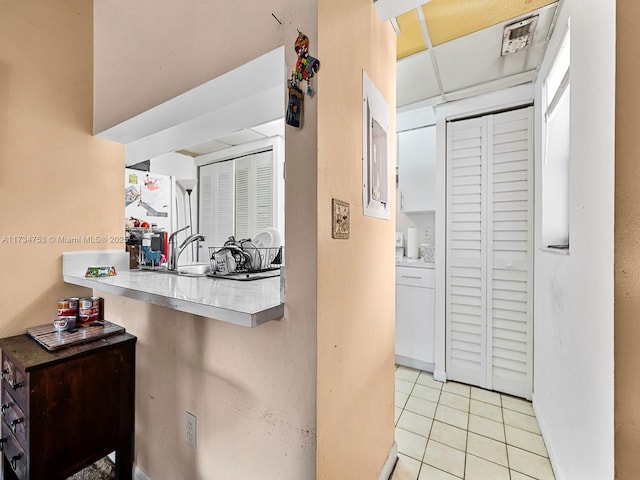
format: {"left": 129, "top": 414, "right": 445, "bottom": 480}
{"left": 3, "top": 422, "right": 27, "bottom": 479}
{"left": 396, "top": 266, "right": 435, "bottom": 288}
{"left": 2, "top": 355, "right": 28, "bottom": 408}
{"left": 2, "top": 389, "right": 27, "bottom": 449}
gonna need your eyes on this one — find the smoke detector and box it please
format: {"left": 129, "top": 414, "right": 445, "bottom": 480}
{"left": 501, "top": 15, "right": 539, "bottom": 56}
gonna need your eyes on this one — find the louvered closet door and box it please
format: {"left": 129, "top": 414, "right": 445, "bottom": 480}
{"left": 446, "top": 117, "right": 488, "bottom": 388}
{"left": 446, "top": 106, "right": 533, "bottom": 399}
{"left": 199, "top": 160, "right": 235, "bottom": 250}
{"left": 235, "top": 151, "right": 274, "bottom": 240}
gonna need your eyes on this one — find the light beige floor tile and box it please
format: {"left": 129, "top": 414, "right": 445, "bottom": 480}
{"left": 503, "top": 409, "right": 541, "bottom": 434}
{"left": 418, "top": 463, "right": 460, "bottom": 480}
{"left": 468, "top": 414, "right": 505, "bottom": 442}
{"left": 469, "top": 399, "right": 503, "bottom": 422}
{"left": 442, "top": 381, "right": 470, "bottom": 397}
{"left": 395, "top": 407, "right": 402, "bottom": 425}
{"left": 434, "top": 404, "right": 469, "bottom": 430}
{"left": 417, "top": 371, "right": 443, "bottom": 390}
{"left": 423, "top": 440, "right": 465, "bottom": 478}
{"left": 465, "top": 454, "right": 510, "bottom": 480}
{"left": 470, "top": 387, "right": 502, "bottom": 407}
{"left": 396, "top": 366, "right": 421, "bottom": 382}
{"left": 502, "top": 395, "right": 535, "bottom": 416}
{"left": 411, "top": 384, "right": 441, "bottom": 403}
{"left": 396, "top": 427, "right": 428, "bottom": 462}
{"left": 510, "top": 470, "right": 536, "bottom": 480}
{"left": 439, "top": 392, "right": 470, "bottom": 412}
{"left": 508, "top": 445, "right": 555, "bottom": 480}
{"left": 396, "top": 378, "right": 415, "bottom": 395}
{"left": 505, "top": 425, "right": 549, "bottom": 457}
{"left": 398, "top": 410, "right": 433, "bottom": 438}
{"left": 391, "top": 453, "right": 422, "bottom": 480}
{"left": 406, "top": 396, "right": 438, "bottom": 418}
{"left": 396, "top": 391, "right": 409, "bottom": 408}
{"left": 466, "top": 432, "right": 508, "bottom": 467}
{"left": 429, "top": 420, "right": 467, "bottom": 452}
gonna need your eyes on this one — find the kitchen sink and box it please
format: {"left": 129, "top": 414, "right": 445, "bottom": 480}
{"left": 173, "top": 263, "right": 211, "bottom": 276}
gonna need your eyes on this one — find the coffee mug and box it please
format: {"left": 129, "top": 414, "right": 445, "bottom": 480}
{"left": 54, "top": 316, "right": 76, "bottom": 332}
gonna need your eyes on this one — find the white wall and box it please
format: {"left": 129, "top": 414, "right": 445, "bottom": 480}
{"left": 532, "top": 1, "right": 615, "bottom": 479}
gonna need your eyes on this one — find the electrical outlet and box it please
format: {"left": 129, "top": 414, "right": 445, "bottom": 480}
{"left": 186, "top": 411, "right": 197, "bottom": 448}
{"left": 424, "top": 228, "right": 431, "bottom": 241}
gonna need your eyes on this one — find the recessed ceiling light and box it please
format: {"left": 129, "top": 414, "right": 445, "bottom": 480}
{"left": 501, "top": 15, "right": 539, "bottom": 56}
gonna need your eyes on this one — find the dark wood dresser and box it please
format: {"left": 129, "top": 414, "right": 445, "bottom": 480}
{"left": 0, "top": 332, "right": 136, "bottom": 480}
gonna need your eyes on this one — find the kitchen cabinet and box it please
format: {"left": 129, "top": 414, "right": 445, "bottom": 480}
{"left": 395, "top": 265, "right": 435, "bottom": 371}
{"left": 0, "top": 332, "right": 136, "bottom": 479}
{"left": 397, "top": 125, "right": 436, "bottom": 212}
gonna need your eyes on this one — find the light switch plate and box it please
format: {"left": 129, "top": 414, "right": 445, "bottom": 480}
{"left": 332, "top": 198, "right": 350, "bottom": 239}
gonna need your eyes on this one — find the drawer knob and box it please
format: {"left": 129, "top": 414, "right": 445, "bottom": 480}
{"left": 10, "top": 418, "right": 23, "bottom": 434}
{"left": 0, "top": 437, "right": 6, "bottom": 452}
{"left": 10, "top": 453, "right": 21, "bottom": 470}
{"left": 10, "top": 380, "right": 22, "bottom": 390}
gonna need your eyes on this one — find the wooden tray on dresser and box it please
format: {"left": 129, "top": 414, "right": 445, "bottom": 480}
{"left": 26, "top": 320, "right": 125, "bottom": 351}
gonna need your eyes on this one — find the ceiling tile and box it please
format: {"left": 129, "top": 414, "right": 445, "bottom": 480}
{"left": 434, "top": 5, "right": 555, "bottom": 93}
{"left": 423, "top": 0, "right": 557, "bottom": 46}
{"left": 397, "top": 9, "right": 427, "bottom": 59}
{"left": 251, "top": 118, "right": 284, "bottom": 138}
{"left": 214, "top": 129, "right": 266, "bottom": 146}
{"left": 397, "top": 50, "right": 441, "bottom": 107}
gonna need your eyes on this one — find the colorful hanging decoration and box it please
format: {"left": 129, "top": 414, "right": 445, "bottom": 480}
{"left": 287, "top": 30, "right": 321, "bottom": 128}
{"left": 294, "top": 31, "right": 321, "bottom": 95}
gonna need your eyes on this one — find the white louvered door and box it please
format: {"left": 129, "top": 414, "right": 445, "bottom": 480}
{"left": 199, "top": 160, "right": 235, "bottom": 250}
{"left": 446, "top": 107, "right": 533, "bottom": 399}
{"left": 235, "top": 151, "right": 274, "bottom": 240}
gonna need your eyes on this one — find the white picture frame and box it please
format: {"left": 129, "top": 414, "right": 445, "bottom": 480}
{"left": 362, "top": 70, "right": 391, "bottom": 220}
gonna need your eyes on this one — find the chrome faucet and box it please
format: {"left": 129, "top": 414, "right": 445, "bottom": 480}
{"left": 168, "top": 226, "right": 205, "bottom": 271}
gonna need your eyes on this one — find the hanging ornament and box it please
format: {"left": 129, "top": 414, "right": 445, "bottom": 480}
{"left": 286, "top": 75, "right": 304, "bottom": 128}
{"left": 294, "top": 31, "right": 320, "bottom": 95}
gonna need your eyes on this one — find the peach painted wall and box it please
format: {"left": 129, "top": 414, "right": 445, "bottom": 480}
{"left": 316, "top": 0, "right": 396, "bottom": 478}
{"left": 0, "top": 1, "right": 123, "bottom": 336}
{"left": 94, "top": 1, "right": 319, "bottom": 478}
{"left": 616, "top": 1, "right": 640, "bottom": 478}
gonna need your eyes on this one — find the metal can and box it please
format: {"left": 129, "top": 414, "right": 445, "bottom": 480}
{"left": 57, "top": 298, "right": 78, "bottom": 317}
{"left": 78, "top": 297, "right": 99, "bottom": 323}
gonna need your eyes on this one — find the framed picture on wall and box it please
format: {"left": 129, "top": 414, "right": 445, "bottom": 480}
{"left": 362, "top": 70, "right": 390, "bottom": 220}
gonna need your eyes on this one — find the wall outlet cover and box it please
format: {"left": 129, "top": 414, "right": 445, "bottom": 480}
{"left": 332, "top": 198, "right": 350, "bottom": 239}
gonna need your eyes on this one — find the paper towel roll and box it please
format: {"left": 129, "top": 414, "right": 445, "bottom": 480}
{"left": 407, "top": 226, "right": 419, "bottom": 259}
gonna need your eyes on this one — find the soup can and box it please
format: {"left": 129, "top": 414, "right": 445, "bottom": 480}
{"left": 78, "top": 297, "right": 99, "bottom": 323}
{"left": 57, "top": 298, "right": 78, "bottom": 317}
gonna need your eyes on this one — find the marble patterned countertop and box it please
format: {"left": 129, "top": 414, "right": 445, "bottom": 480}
{"left": 64, "top": 271, "right": 283, "bottom": 327}
{"left": 62, "top": 250, "right": 283, "bottom": 328}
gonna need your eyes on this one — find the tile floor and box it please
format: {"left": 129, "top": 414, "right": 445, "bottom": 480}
{"left": 392, "top": 365, "right": 555, "bottom": 480}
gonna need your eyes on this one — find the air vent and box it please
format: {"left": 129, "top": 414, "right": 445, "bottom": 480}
{"left": 501, "top": 15, "right": 539, "bottom": 56}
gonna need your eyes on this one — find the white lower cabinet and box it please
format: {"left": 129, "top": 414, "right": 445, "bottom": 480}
{"left": 395, "top": 266, "right": 435, "bottom": 371}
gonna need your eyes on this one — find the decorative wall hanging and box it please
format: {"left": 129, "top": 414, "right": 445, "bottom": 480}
{"left": 332, "top": 198, "right": 350, "bottom": 240}
{"left": 362, "top": 70, "right": 390, "bottom": 220}
{"left": 286, "top": 30, "right": 321, "bottom": 128}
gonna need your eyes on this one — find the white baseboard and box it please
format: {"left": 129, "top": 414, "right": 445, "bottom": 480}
{"left": 395, "top": 355, "right": 434, "bottom": 373}
{"left": 531, "top": 393, "right": 561, "bottom": 480}
{"left": 135, "top": 465, "right": 152, "bottom": 480}
{"left": 378, "top": 441, "right": 398, "bottom": 480}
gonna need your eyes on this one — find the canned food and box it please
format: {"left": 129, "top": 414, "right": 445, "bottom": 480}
{"left": 78, "top": 297, "right": 99, "bottom": 323}
{"left": 57, "top": 298, "right": 78, "bottom": 317}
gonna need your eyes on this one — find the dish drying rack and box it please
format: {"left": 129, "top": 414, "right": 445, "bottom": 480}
{"left": 208, "top": 245, "right": 282, "bottom": 277}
